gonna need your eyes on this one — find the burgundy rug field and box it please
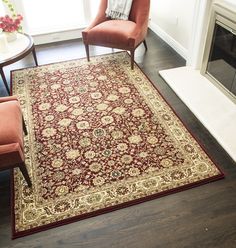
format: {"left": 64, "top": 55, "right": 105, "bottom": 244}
{"left": 11, "top": 52, "right": 224, "bottom": 238}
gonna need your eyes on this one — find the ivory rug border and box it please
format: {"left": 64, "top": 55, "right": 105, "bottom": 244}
{"left": 11, "top": 52, "right": 224, "bottom": 238}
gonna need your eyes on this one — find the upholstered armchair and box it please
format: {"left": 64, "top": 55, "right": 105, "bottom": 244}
{"left": 82, "top": 0, "right": 150, "bottom": 69}
{"left": 0, "top": 96, "right": 32, "bottom": 187}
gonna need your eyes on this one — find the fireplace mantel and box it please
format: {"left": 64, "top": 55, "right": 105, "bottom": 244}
{"left": 214, "top": 0, "right": 236, "bottom": 19}
{"left": 187, "top": 0, "right": 236, "bottom": 69}
{"left": 200, "top": 0, "right": 236, "bottom": 102}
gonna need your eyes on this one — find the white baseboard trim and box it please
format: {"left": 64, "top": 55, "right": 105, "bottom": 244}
{"left": 32, "top": 28, "right": 84, "bottom": 45}
{"left": 149, "top": 21, "right": 187, "bottom": 60}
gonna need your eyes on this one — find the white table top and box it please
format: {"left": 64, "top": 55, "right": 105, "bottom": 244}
{"left": 0, "top": 33, "right": 31, "bottom": 63}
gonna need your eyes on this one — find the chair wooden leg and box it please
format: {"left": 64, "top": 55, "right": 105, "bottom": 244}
{"left": 0, "top": 67, "right": 10, "bottom": 95}
{"left": 19, "top": 162, "right": 32, "bottom": 187}
{"left": 143, "top": 40, "right": 148, "bottom": 50}
{"left": 130, "top": 49, "right": 135, "bottom": 70}
{"left": 22, "top": 116, "right": 28, "bottom": 135}
{"left": 85, "top": 44, "right": 90, "bottom": 62}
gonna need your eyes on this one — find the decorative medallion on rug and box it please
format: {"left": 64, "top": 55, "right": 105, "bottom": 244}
{"left": 11, "top": 52, "right": 224, "bottom": 238}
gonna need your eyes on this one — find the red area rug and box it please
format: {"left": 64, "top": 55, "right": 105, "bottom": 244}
{"left": 11, "top": 52, "right": 224, "bottom": 238}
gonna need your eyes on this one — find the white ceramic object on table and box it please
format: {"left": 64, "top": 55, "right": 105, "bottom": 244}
{"left": 4, "top": 32, "right": 17, "bottom": 42}
{"left": 0, "top": 32, "right": 9, "bottom": 53}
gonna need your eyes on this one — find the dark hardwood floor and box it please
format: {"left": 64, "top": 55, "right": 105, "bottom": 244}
{"left": 0, "top": 29, "right": 236, "bottom": 248}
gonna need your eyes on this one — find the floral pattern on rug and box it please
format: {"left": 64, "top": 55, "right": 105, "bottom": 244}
{"left": 12, "top": 52, "right": 223, "bottom": 236}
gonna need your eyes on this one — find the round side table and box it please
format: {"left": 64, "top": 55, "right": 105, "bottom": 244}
{"left": 0, "top": 33, "right": 38, "bottom": 95}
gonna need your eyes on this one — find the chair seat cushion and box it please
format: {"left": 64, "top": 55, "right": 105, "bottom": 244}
{"left": 86, "top": 20, "right": 137, "bottom": 49}
{"left": 0, "top": 100, "right": 24, "bottom": 151}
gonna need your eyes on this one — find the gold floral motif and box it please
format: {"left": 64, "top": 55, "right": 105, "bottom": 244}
{"left": 118, "top": 87, "right": 130, "bottom": 94}
{"left": 93, "top": 128, "right": 106, "bottom": 138}
{"left": 54, "top": 201, "right": 71, "bottom": 213}
{"left": 103, "top": 149, "right": 112, "bottom": 157}
{"left": 72, "top": 168, "right": 82, "bottom": 175}
{"left": 116, "top": 186, "right": 129, "bottom": 195}
{"left": 93, "top": 176, "right": 105, "bottom": 186}
{"left": 155, "top": 147, "right": 167, "bottom": 156}
{"left": 42, "top": 128, "right": 56, "bottom": 137}
{"left": 89, "top": 81, "right": 98, "bottom": 87}
{"left": 51, "top": 84, "right": 61, "bottom": 90}
{"left": 111, "top": 170, "right": 122, "bottom": 178}
{"left": 124, "top": 98, "right": 133, "bottom": 104}
{"left": 72, "top": 108, "right": 84, "bottom": 116}
{"left": 53, "top": 171, "right": 65, "bottom": 181}
{"left": 139, "top": 152, "right": 148, "bottom": 158}
{"left": 101, "top": 115, "right": 114, "bottom": 125}
{"left": 23, "top": 209, "right": 39, "bottom": 221}
{"left": 79, "top": 137, "right": 91, "bottom": 147}
{"left": 108, "top": 160, "right": 115, "bottom": 166}
{"left": 196, "top": 162, "right": 208, "bottom": 173}
{"left": 142, "top": 179, "right": 158, "bottom": 189}
{"left": 117, "top": 143, "right": 128, "bottom": 151}
{"left": 62, "top": 79, "right": 71, "bottom": 85}
{"left": 91, "top": 92, "right": 102, "bottom": 99}
{"left": 55, "top": 104, "right": 68, "bottom": 112}
{"left": 89, "top": 162, "right": 101, "bottom": 172}
{"left": 45, "top": 115, "right": 54, "bottom": 122}
{"left": 64, "top": 86, "right": 73, "bottom": 92}
{"left": 128, "top": 167, "right": 140, "bottom": 176}
{"left": 86, "top": 107, "right": 94, "bottom": 112}
{"left": 84, "top": 151, "right": 96, "bottom": 159}
{"left": 76, "top": 121, "right": 90, "bottom": 129}
{"left": 78, "top": 86, "right": 88, "bottom": 94}
{"left": 52, "top": 159, "right": 63, "bottom": 168}
{"left": 55, "top": 186, "right": 69, "bottom": 196}
{"left": 98, "top": 75, "right": 107, "bottom": 80}
{"left": 107, "top": 94, "right": 119, "bottom": 101}
{"left": 138, "top": 121, "right": 149, "bottom": 132}
{"left": 96, "top": 103, "right": 108, "bottom": 111}
{"left": 66, "top": 149, "right": 80, "bottom": 160}
{"left": 121, "top": 155, "right": 133, "bottom": 164}
{"left": 128, "top": 135, "right": 142, "bottom": 144}
{"left": 184, "top": 144, "right": 195, "bottom": 153}
{"left": 171, "top": 171, "right": 185, "bottom": 180}
{"left": 111, "top": 130, "right": 123, "bottom": 139}
{"left": 39, "top": 103, "right": 51, "bottom": 111}
{"left": 132, "top": 108, "right": 145, "bottom": 117}
{"left": 112, "top": 107, "right": 126, "bottom": 115}
{"left": 160, "top": 158, "right": 174, "bottom": 168}
{"left": 69, "top": 96, "right": 80, "bottom": 103}
{"left": 39, "top": 84, "right": 47, "bottom": 89}
{"left": 58, "top": 118, "right": 72, "bottom": 127}
{"left": 86, "top": 193, "right": 102, "bottom": 204}
{"left": 87, "top": 75, "right": 94, "bottom": 80}
{"left": 147, "top": 136, "right": 158, "bottom": 145}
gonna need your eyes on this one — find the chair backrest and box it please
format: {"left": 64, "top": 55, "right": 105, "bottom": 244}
{"left": 98, "top": 0, "right": 150, "bottom": 24}
{"left": 129, "top": 0, "right": 150, "bottom": 25}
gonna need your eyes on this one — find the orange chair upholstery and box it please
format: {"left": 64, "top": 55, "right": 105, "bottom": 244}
{"left": 82, "top": 0, "right": 150, "bottom": 69}
{"left": 0, "top": 96, "right": 31, "bottom": 187}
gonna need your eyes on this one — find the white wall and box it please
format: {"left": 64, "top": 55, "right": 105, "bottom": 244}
{"left": 149, "top": 0, "right": 197, "bottom": 59}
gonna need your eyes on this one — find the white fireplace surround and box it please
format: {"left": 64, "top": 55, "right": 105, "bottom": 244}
{"left": 160, "top": 0, "right": 236, "bottom": 162}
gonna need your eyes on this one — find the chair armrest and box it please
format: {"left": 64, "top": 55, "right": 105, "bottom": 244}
{"left": 128, "top": 2, "right": 150, "bottom": 47}
{"left": 0, "top": 143, "right": 24, "bottom": 169}
{"left": 0, "top": 96, "right": 18, "bottom": 103}
{"left": 128, "top": 22, "right": 149, "bottom": 47}
{"left": 83, "top": 0, "right": 108, "bottom": 35}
